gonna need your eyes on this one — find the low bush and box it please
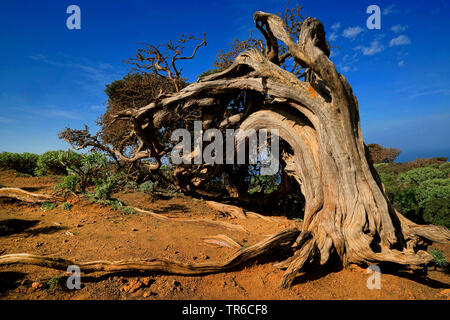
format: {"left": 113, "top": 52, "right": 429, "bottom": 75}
{"left": 430, "top": 249, "right": 448, "bottom": 270}
{"left": 0, "top": 152, "right": 39, "bottom": 175}
{"left": 376, "top": 161, "right": 450, "bottom": 228}
{"left": 34, "top": 150, "right": 81, "bottom": 176}
{"left": 139, "top": 180, "right": 158, "bottom": 194}
{"left": 56, "top": 175, "right": 81, "bottom": 193}
{"left": 40, "top": 202, "right": 57, "bottom": 211}
{"left": 61, "top": 202, "right": 73, "bottom": 211}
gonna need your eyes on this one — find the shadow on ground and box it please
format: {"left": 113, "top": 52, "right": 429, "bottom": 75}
{"left": 0, "top": 219, "right": 66, "bottom": 237}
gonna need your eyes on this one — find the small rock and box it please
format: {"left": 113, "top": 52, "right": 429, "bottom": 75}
{"left": 35, "top": 242, "right": 43, "bottom": 248}
{"left": 440, "top": 289, "right": 450, "bottom": 296}
{"left": 63, "top": 239, "right": 69, "bottom": 243}
{"left": 171, "top": 280, "right": 182, "bottom": 292}
{"left": 192, "top": 256, "right": 198, "bottom": 261}
{"left": 76, "top": 224, "right": 83, "bottom": 228}
{"left": 65, "top": 231, "right": 74, "bottom": 237}
{"left": 140, "top": 277, "right": 152, "bottom": 287}
{"left": 202, "top": 254, "right": 210, "bottom": 260}
{"left": 121, "top": 279, "right": 143, "bottom": 293}
{"left": 132, "top": 228, "right": 138, "bottom": 232}
{"left": 31, "top": 282, "right": 43, "bottom": 289}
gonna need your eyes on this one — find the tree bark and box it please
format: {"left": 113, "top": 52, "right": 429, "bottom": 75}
{"left": 127, "top": 12, "right": 448, "bottom": 287}
{"left": 8, "top": 11, "right": 447, "bottom": 289}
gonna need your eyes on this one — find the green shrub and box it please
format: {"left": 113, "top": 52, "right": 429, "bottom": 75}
{"left": 377, "top": 164, "right": 450, "bottom": 226}
{"left": 139, "top": 180, "right": 158, "bottom": 194}
{"left": 398, "top": 167, "right": 446, "bottom": 185}
{"left": 248, "top": 175, "right": 280, "bottom": 194}
{"left": 119, "top": 206, "right": 137, "bottom": 215}
{"left": 56, "top": 175, "right": 81, "bottom": 193}
{"left": 46, "top": 276, "right": 63, "bottom": 290}
{"left": 40, "top": 202, "right": 57, "bottom": 211}
{"left": 439, "top": 162, "right": 450, "bottom": 175}
{"left": 415, "top": 178, "right": 450, "bottom": 206}
{"left": 94, "top": 179, "right": 115, "bottom": 201}
{"left": 0, "top": 152, "right": 39, "bottom": 174}
{"left": 430, "top": 249, "right": 448, "bottom": 270}
{"left": 422, "top": 196, "right": 450, "bottom": 227}
{"left": 53, "top": 152, "right": 109, "bottom": 193}
{"left": 34, "top": 150, "right": 76, "bottom": 176}
{"left": 61, "top": 202, "right": 73, "bottom": 211}
{"left": 124, "top": 180, "right": 138, "bottom": 193}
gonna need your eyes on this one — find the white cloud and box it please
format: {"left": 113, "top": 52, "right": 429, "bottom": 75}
{"left": 44, "top": 107, "right": 80, "bottom": 119}
{"left": 398, "top": 60, "right": 405, "bottom": 67}
{"left": 90, "top": 105, "right": 104, "bottom": 111}
{"left": 383, "top": 4, "right": 396, "bottom": 15}
{"left": 389, "top": 35, "right": 411, "bottom": 47}
{"left": 328, "top": 32, "right": 338, "bottom": 41}
{"left": 29, "top": 54, "right": 121, "bottom": 94}
{"left": 331, "top": 22, "right": 341, "bottom": 31}
{"left": 354, "top": 40, "right": 384, "bottom": 56}
{"left": 391, "top": 24, "right": 407, "bottom": 33}
{"left": 410, "top": 89, "right": 450, "bottom": 98}
{"left": 342, "top": 26, "right": 364, "bottom": 39}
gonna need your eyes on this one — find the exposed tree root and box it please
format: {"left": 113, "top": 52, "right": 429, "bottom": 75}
{"left": 0, "top": 228, "right": 300, "bottom": 275}
{"left": 205, "top": 201, "right": 248, "bottom": 219}
{"left": 0, "top": 187, "right": 61, "bottom": 203}
{"left": 202, "top": 234, "right": 243, "bottom": 249}
{"left": 205, "top": 201, "right": 277, "bottom": 222}
{"left": 131, "top": 206, "right": 248, "bottom": 233}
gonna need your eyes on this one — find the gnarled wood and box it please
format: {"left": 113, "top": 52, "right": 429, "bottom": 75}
{"left": 0, "top": 228, "right": 299, "bottom": 275}
{"left": 110, "top": 12, "right": 449, "bottom": 287}
{"left": 0, "top": 187, "right": 60, "bottom": 203}
{"left": 131, "top": 206, "right": 248, "bottom": 233}
{"left": 49, "top": 10, "right": 450, "bottom": 288}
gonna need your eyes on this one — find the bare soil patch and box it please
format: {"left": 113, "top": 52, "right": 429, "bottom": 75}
{"left": 0, "top": 170, "right": 448, "bottom": 300}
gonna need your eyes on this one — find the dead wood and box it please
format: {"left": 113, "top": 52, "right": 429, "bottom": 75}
{"left": 0, "top": 228, "right": 300, "bottom": 275}
{"left": 0, "top": 187, "right": 60, "bottom": 203}
{"left": 131, "top": 206, "right": 248, "bottom": 233}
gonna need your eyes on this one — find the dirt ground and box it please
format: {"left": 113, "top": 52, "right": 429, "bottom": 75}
{"left": 0, "top": 170, "right": 449, "bottom": 300}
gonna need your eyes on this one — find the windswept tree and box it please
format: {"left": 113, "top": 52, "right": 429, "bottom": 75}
{"left": 367, "top": 143, "right": 401, "bottom": 163}
{"left": 38, "top": 4, "right": 449, "bottom": 289}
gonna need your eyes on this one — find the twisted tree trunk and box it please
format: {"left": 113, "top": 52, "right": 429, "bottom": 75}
{"left": 3, "top": 11, "right": 448, "bottom": 289}
{"left": 129, "top": 12, "right": 448, "bottom": 288}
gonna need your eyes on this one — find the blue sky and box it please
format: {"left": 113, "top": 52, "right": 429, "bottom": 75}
{"left": 0, "top": 0, "right": 449, "bottom": 162}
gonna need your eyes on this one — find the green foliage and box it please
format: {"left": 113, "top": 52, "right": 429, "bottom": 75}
{"left": 34, "top": 150, "right": 81, "bottom": 176}
{"left": 430, "top": 249, "right": 448, "bottom": 270}
{"left": 61, "top": 202, "right": 73, "bottom": 211}
{"left": 124, "top": 180, "right": 138, "bottom": 193}
{"left": 139, "top": 180, "right": 158, "bottom": 194}
{"left": 46, "top": 276, "right": 63, "bottom": 290}
{"left": 422, "top": 196, "right": 450, "bottom": 227}
{"left": 119, "top": 206, "right": 138, "bottom": 215}
{"left": 439, "top": 162, "right": 450, "bottom": 173}
{"left": 248, "top": 175, "right": 280, "bottom": 194}
{"left": 398, "top": 167, "right": 446, "bottom": 185}
{"left": 0, "top": 152, "right": 39, "bottom": 175}
{"left": 56, "top": 175, "right": 81, "bottom": 193}
{"left": 197, "top": 68, "right": 222, "bottom": 79}
{"left": 40, "top": 202, "right": 57, "bottom": 211}
{"left": 377, "top": 162, "right": 450, "bottom": 228}
{"left": 94, "top": 179, "right": 115, "bottom": 201}
{"left": 56, "top": 152, "right": 108, "bottom": 193}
